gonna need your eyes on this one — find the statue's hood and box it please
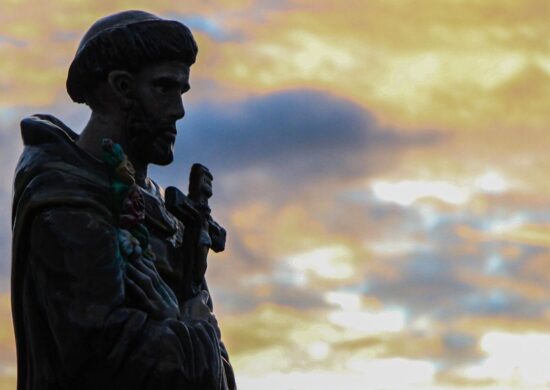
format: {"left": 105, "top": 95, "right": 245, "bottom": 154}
{"left": 12, "top": 114, "right": 113, "bottom": 252}
{"left": 14, "top": 114, "right": 110, "bottom": 215}
{"left": 20, "top": 113, "right": 79, "bottom": 147}
{"left": 16, "top": 114, "right": 107, "bottom": 178}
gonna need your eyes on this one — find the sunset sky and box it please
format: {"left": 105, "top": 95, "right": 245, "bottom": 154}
{"left": 1, "top": 1, "right": 549, "bottom": 389}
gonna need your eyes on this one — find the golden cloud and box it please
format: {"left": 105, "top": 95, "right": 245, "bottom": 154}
{"left": 204, "top": 0, "right": 550, "bottom": 134}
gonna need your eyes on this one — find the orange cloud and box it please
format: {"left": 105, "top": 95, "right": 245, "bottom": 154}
{"left": 188, "top": 0, "right": 548, "bottom": 141}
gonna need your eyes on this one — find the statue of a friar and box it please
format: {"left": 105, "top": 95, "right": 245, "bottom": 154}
{"left": 11, "top": 10, "right": 236, "bottom": 390}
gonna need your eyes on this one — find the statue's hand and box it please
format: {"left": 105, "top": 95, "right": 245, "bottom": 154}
{"left": 183, "top": 291, "right": 222, "bottom": 339}
{"left": 183, "top": 290, "right": 211, "bottom": 320}
{"left": 175, "top": 194, "right": 202, "bottom": 226}
{"left": 124, "top": 256, "right": 180, "bottom": 321}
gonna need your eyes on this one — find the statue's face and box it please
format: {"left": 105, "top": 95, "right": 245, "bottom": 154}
{"left": 126, "top": 60, "right": 190, "bottom": 166}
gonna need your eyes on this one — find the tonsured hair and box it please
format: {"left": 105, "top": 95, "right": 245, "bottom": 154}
{"left": 66, "top": 20, "right": 198, "bottom": 104}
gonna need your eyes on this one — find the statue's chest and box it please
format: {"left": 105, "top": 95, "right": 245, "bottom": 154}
{"left": 140, "top": 187, "right": 186, "bottom": 292}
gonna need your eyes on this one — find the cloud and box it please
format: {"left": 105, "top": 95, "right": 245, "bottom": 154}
{"left": 2, "top": 3, "right": 550, "bottom": 389}
{"left": 167, "top": 14, "right": 243, "bottom": 42}
{"left": 175, "top": 89, "right": 373, "bottom": 169}
{"left": 154, "top": 89, "right": 440, "bottom": 196}
{"left": 0, "top": 35, "right": 26, "bottom": 48}
{"left": 461, "top": 331, "right": 550, "bottom": 387}
{"left": 334, "top": 196, "right": 550, "bottom": 332}
{"left": 205, "top": 0, "right": 550, "bottom": 137}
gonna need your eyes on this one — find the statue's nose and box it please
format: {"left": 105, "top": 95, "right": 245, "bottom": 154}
{"left": 170, "top": 98, "right": 185, "bottom": 121}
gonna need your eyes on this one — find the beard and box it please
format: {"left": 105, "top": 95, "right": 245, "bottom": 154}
{"left": 122, "top": 99, "right": 175, "bottom": 166}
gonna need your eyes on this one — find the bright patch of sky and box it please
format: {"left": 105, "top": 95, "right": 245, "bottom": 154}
{"left": 462, "top": 332, "right": 550, "bottom": 386}
{"left": 237, "top": 359, "right": 436, "bottom": 390}
{"left": 370, "top": 171, "right": 510, "bottom": 207}
{"left": 285, "top": 245, "right": 355, "bottom": 281}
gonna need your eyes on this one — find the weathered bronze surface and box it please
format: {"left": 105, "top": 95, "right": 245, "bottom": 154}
{"left": 12, "top": 10, "right": 236, "bottom": 390}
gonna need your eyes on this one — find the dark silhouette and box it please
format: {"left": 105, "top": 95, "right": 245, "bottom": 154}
{"left": 12, "top": 10, "right": 236, "bottom": 390}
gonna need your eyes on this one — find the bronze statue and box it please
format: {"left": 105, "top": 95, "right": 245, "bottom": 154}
{"left": 11, "top": 10, "right": 236, "bottom": 389}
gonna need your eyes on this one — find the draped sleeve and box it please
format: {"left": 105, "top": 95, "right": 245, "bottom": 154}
{"left": 26, "top": 206, "right": 227, "bottom": 390}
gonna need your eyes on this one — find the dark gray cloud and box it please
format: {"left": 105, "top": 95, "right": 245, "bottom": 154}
{"left": 0, "top": 35, "right": 27, "bottom": 48}
{"left": 356, "top": 207, "right": 550, "bottom": 322}
{"left": 178, "top": 89, "right": 396, "bottom": 167}
{"left": 209, "top": 283, "right": 330, "bottom": 315}
{"left": 152, "top": 89, "right": 441, "bottom": 199}
{"left": 443, "top": 332, "right": 476, "bottom": 352}
{"left": 364, "top": 267, "right": 473, "bottom": 317}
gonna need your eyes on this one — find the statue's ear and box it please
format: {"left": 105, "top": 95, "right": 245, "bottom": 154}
{"left": 107, "top": 70, "right": 135, "bottom": 109}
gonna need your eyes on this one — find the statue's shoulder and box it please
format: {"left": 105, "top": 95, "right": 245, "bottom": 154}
{"left": 20, "top": 114, "right": 79, "bottom": 146}
{"left": 13, "top": 114, "right": 113, "bottom": 225}
{"left": 17, "top": 114, "right": 109, "bottom": 186}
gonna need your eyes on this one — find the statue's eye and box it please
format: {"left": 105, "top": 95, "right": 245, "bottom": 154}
{"left": 154, "top": 79, "right": 177, "bottom": 94}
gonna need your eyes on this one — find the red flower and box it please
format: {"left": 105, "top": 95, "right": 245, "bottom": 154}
{"left": 120, "top": 184, "right": 145, "bottom": 229}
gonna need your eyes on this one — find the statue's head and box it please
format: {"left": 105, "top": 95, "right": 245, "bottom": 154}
{"left": 67, "top": 10, "right": 198, "bottom": 165}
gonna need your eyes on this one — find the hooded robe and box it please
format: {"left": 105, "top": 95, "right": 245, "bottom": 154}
{"left": 11, "top": 114, "right": 236, "bottom": 390}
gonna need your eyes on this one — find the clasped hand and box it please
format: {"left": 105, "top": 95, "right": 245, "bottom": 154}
{"left": 124, "top": 256, "right": 216, "bottom": 327}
